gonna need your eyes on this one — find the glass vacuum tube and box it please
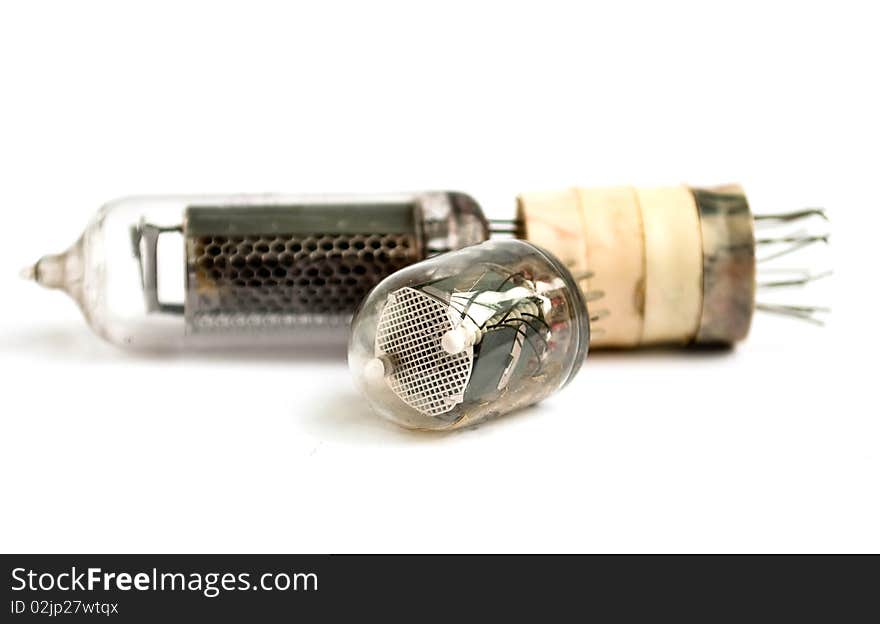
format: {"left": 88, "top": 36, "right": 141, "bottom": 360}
{"left": 348, "top": 239, "right": 591, "bottom": 430}
{"left": 24, "top": 192, "right": 488, "bottom": 350}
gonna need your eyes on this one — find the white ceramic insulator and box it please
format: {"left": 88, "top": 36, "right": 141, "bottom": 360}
{"left": 441, "top": 326, "right": 471, "bottom": 354}
{"left": 364, "top": 357, "right": 388, "bottom": 385}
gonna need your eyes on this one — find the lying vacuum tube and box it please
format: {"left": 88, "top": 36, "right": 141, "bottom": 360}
{"left": 514, "top": 184, "right": 830, "bottom": 348}
{"left": 23, "top": 192, "right": 489, "bottom": 349}
{"left": 348, "top": 239, "right": 591, "bottom": 430}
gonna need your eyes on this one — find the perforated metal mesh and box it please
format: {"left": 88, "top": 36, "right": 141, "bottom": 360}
{"left": 375, "top": 287, "right": 473, "bottom": 417}
{"left": 186, "top": 232, "right": 418, "bottom": 331}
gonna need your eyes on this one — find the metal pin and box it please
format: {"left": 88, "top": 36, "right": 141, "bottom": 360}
{"left": 758, "top": 235, "right": 830, "bottom": 263}
{"left": 488, "top": 218, "right": 523, "bottom": 235}
{"left": 758, "top": 269, "right": 832, "bottom": 289}
{"left": 756, "top": 234, "right": 830, "bottom": 245}
{"left": 590, "top": 309, "right": 610, "bottom": 322}
{"left": 760, "top": 267, "right": 813, "bottom": 273}
{"left": 753, "top": 208, "right": 828, "bottom": 222}
{"left": 755, "top": 303, "right": 830, "bottom": 325}
{"left": 584, "top": 290, "right": 605, "bottom": 302}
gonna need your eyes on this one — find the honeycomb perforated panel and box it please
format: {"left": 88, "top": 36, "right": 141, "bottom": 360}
{"left": 186, "top": 232, "right": 419, "bottom": 332}
{"left": 375, "top": 287, "right": 473, "bottom": 417}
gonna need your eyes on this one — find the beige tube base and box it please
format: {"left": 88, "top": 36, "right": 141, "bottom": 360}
{"left": 514, "top": 190, "right": 589, "bottom": 277}
{"left": 636, "top": 186, "right": 704, "bottom": 345}
{"left": 575, "top": 187, "right": 645, "bottom": 347}
{"left": 517, "top": 184, "right": 756, "bottom": 348}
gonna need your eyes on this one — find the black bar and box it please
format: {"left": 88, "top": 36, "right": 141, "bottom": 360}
{"left": 1, "top": 554, "right": 876, "bottom": 621}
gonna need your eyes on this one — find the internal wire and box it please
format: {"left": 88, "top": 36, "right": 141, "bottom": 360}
{"left": 497, "top": 271, "right": 526, "bottom": 291}
{"left": 487, "top": 318, "right": 549, "bottom": 351}
{"left": 417, "top": 287, "right": 484, "bottom": 328}
{"left": 500, "top": 299, "right": 543, "bottom": 330}
{"left": 520, "top": 311, "right": 551, "bottom": 332}
{"left": 454, "top": 290, "right": 484, "bottom": 324}
{"left": 423, "top": 268, "right": 493, "bottom": 324}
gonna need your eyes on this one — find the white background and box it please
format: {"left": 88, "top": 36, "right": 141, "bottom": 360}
{"left": 0, "top": 0, "right": 876, "bottom": 553}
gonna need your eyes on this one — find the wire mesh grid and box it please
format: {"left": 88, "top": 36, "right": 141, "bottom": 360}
{"left": 186, "top": 232, "right": 418, "bottom": 332}
{"left": 375, "top": 287, "right": 473, "bottom": 417}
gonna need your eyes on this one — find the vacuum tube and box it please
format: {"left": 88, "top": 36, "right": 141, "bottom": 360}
{"left": 515, "top": 184, "right": 830, "bottom": 348}
{"left": 23, "top": 192, "right": 489, "bottom": 349}
{"left": 348, "top": 239, "right": 591, "bottom": 430}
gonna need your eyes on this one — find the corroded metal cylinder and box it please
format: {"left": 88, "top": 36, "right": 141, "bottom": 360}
{"left": 692, "top": 185, "right": 756, "bottom": 344}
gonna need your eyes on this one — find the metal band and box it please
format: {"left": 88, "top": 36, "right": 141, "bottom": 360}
{"left": 691, "top": 185, "right": 756, "bottom": 345}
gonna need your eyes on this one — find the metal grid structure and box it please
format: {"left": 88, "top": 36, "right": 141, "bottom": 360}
{"left": 186, "top": 232, "right": 418, "bottom": 331}
{"left": 375, "top": 287, "right": 473, "bottom": 417}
